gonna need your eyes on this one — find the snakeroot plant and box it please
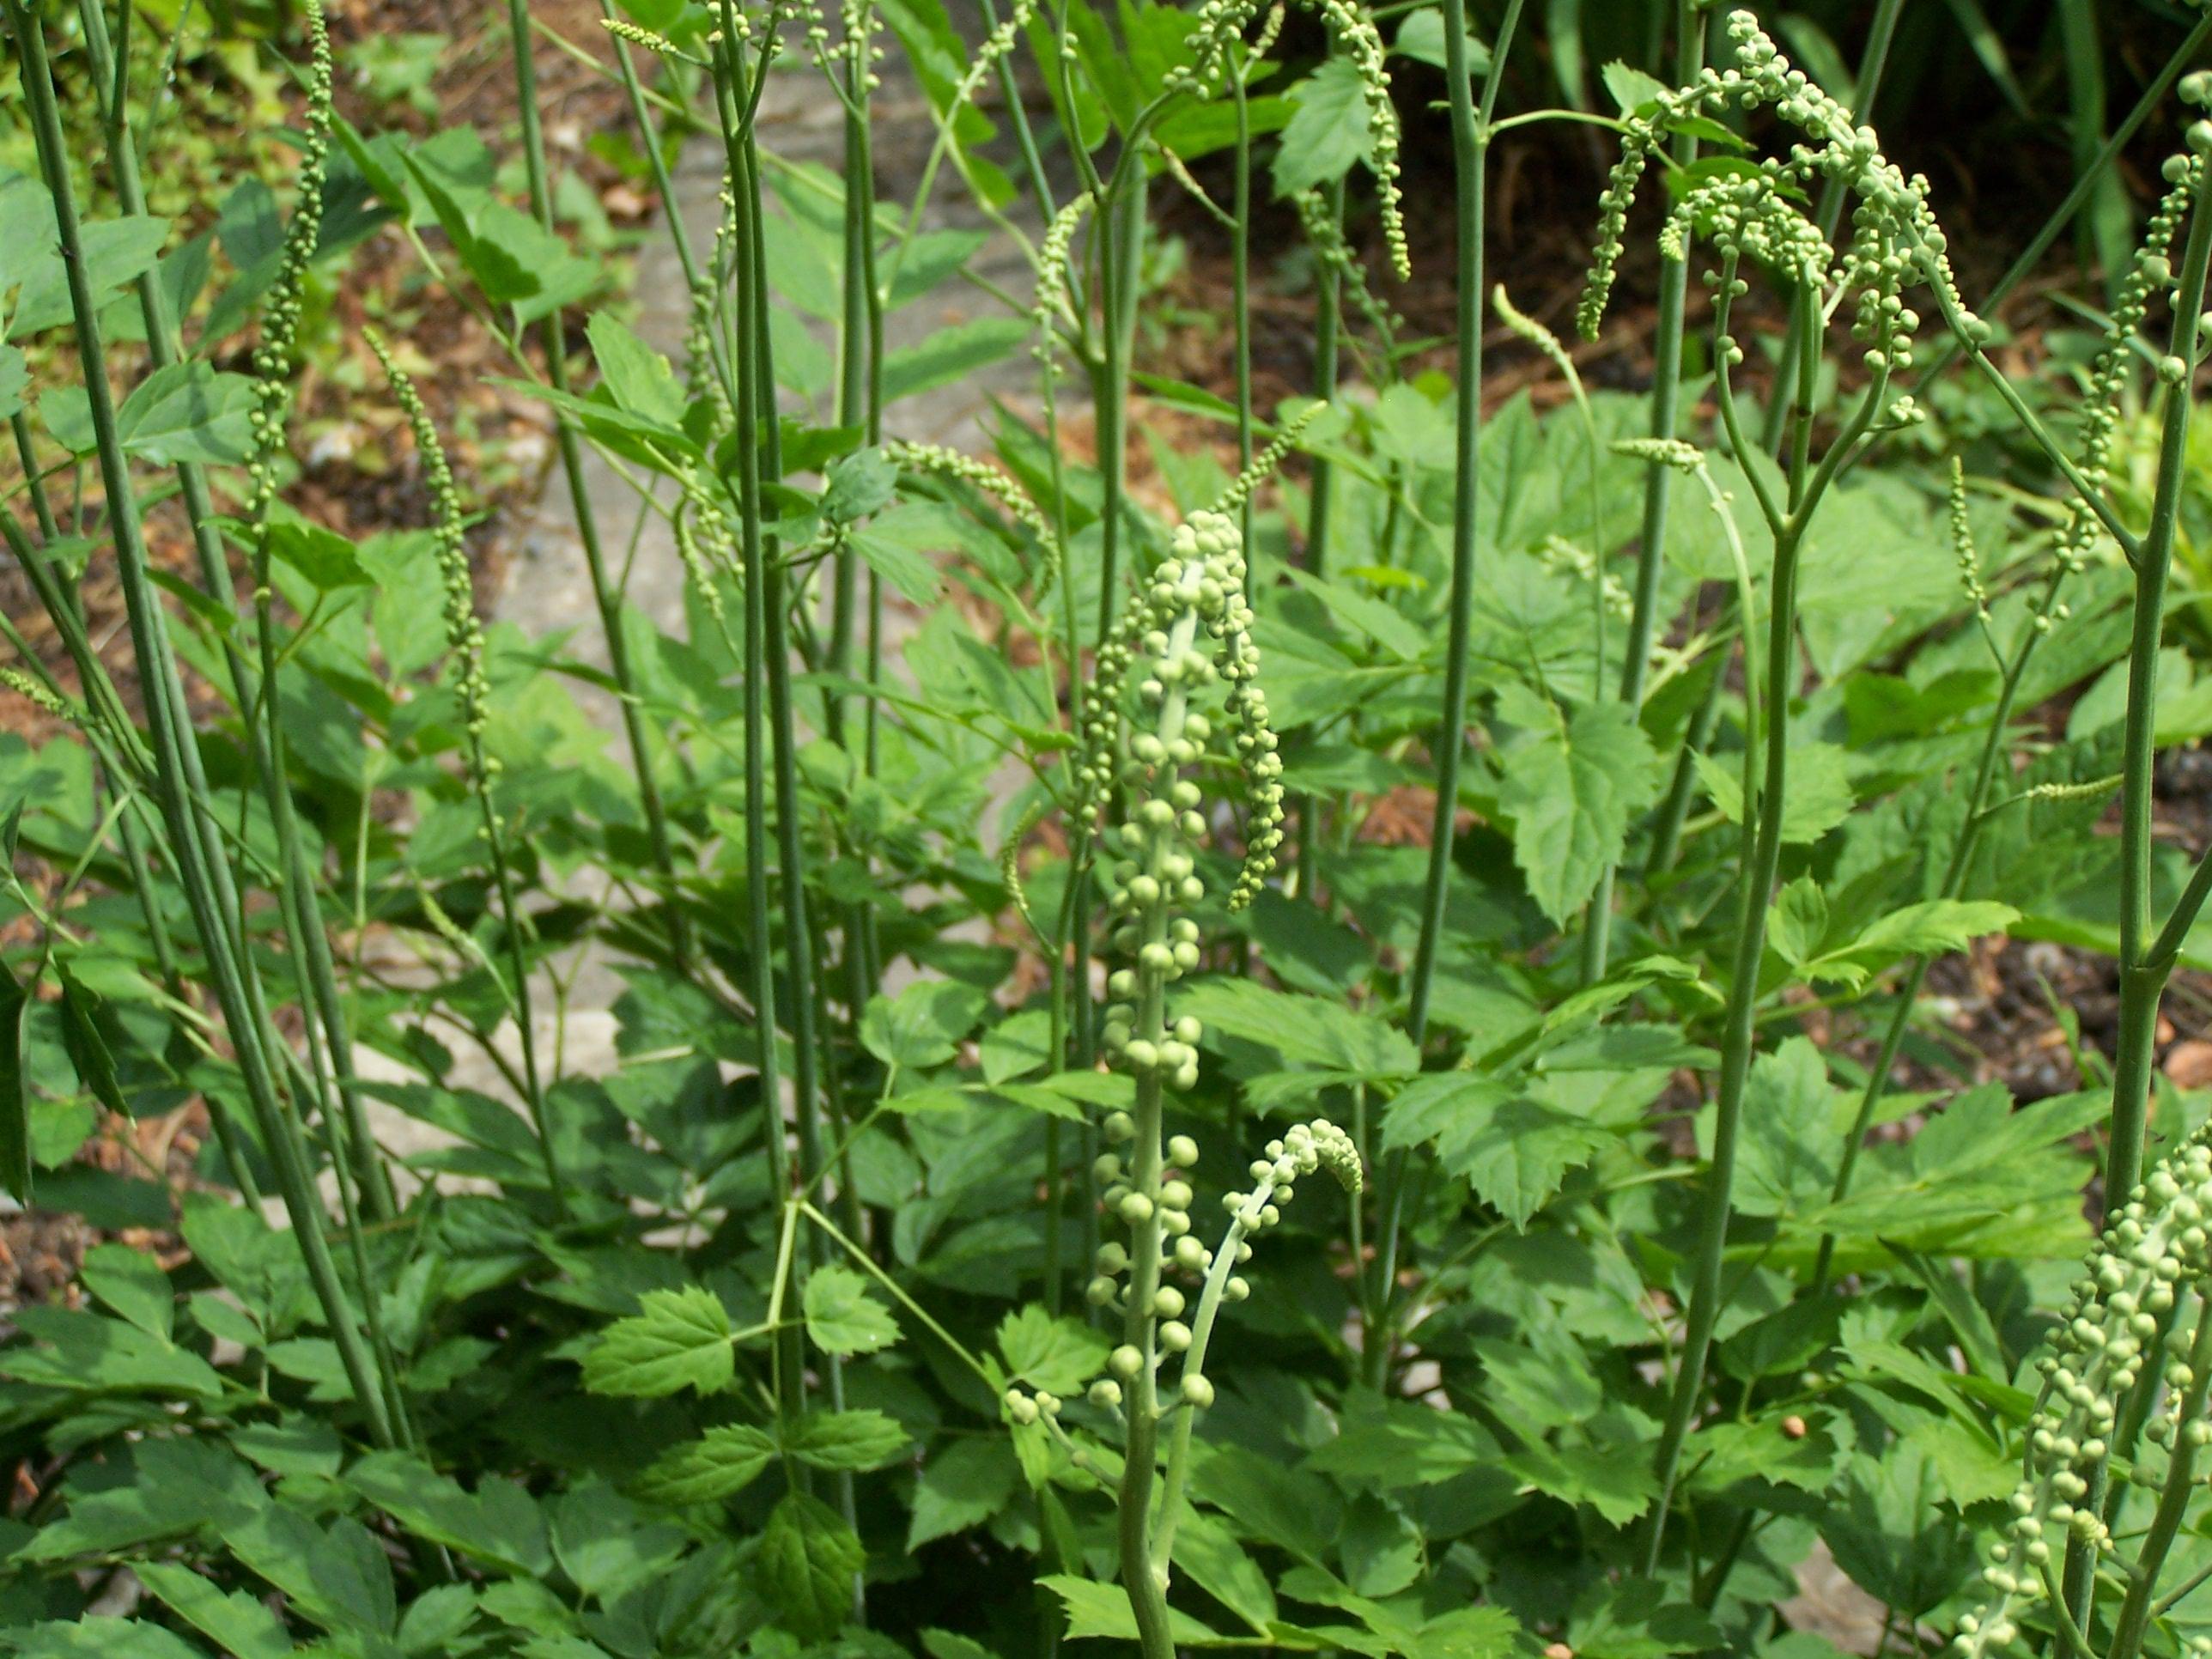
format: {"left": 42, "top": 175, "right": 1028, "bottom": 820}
{"left": 16, "top": 0, "right": 2212, "bottom": 1652}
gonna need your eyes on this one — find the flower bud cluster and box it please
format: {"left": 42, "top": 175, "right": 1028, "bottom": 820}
{"left": 366, "top": 331, "right": 492, "bottom": 776}
{"left": 1066, "top": 1118, "right": 1358, "bottom": 1422}
{"left": 1071, "top": 513, "right": 1282, "bottom": 911}
{"left": 1577, "top": 9, "right": 1958, "bottom": 382}
{"left": 1032, "top": 192, "right": 1093, "bottom": 365}
{"left": 1298, "top": 0, "right": 1407, "bottom": 282}
{"left": 1948, "top": 458, "right": 1990, "bottom": 626}
{"left": 1208, "top": 402, "right": 1322, "bottom": 520}
{"left": 0, "top": 667, "right": 70, "bottom": 720}
{"left": 673, "top": 465, "right": 744, "bottom": 624}
{"left": 1537, "top": 534, "right": 1632, "bottom": 624}
{"left": 2061, "top": 131, "right": 2204, "bottom": 576}
{"left": 1955, "top": 1134, "right": 2212, "bottom": 1657}
{"left": 603, "top": 18, "right": 705, "bottom": 65}
{"left": 1162, "top": 0, "right": 1271, "bottom": 100}
{"left": 804, "top": 0, "right": 886, "bottom": 92}
{"left": 1294, "top": 188, "right": 1397, "bottom": 346}
{"left": 886, "top": 441, "right": 1054, "bottom": 568}
{"left": 1084, "top": 1123, "right": 1213, "bottom": 1317}
{"left": 247, "top": 0, "right": 332, "bottom": 524}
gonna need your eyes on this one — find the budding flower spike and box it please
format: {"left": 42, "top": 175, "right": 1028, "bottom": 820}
{"left": 1955, "top": 1131, "right": 2212, "bottom": 1658}
{"left": 246, "top": 0, "right": 332, "bottom": 526}
{"left": 1071, "top": 512, "right": 1285, "bottom": 907}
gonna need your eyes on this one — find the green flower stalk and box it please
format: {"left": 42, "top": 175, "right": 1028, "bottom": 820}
{"left": 885, "top": 441, "right": 1054, "bottom": 565}
{"left": 1017, "top": 511, "right": 1287, "bottom": 1656}
{"left": 366, "top": 331, "right": 568, "bottom": 1215}
{"left": 1954, "top": 1131, "right": 2212, "bottom": 1659}
{"left": 1298, "top": 0, "right": 1407, "bottom": 280}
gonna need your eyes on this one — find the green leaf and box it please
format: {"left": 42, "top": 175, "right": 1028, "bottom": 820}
{"left": 635, "top": 1423, "right": 778, "bottom": 1504}
{"left": 79, "top": 1242, "right": 173, "bottom": 1341}
{"left": 264, "top": 512, "right": 374, "bottom": 591}
{"left": 1800, "top": 899, "right": 2019, "bottom": 989}
{"left": 1727, "top": 1037, "right": 1841, "bottom": 1221}
{"left": 0, "top": 951, "right": 28, "bottom": 1202}
{"left": 860, "top": 978, "right": 993, "bottom": 1070}
{"left": 1273, "top": 58, "right": 1373, "bottom": 195}
{"left": 0, "top": 343, "right": 27, "bottom": 421}
{"left": 1499, "top": 701, "right": 1660, "bottom": 925}
{"left": 134, "top": 1560, "right": 295, "bottom": 1659}
{"left": 1601, "top": 59, "right": 1668, "bottom": 112}
{"left": 880, "top": 316, "right": 1028, "bottom": 404}
{"left": 9, "top": 216, "right": 169, "bottom": 339}
{"left": 825, "top": 446, "right": 898, "bottom": 526}
{"left": 848, "top": 526, "right": 943, "bottom": 605}
{"left": 3, "top": 1618, "right": 208, "bottom": 1658}
{"left": 113, "top": 362, "right": 257, "bottom": 465}
{"left": 785, "top": 1408, "right": 911, "bottom": 1472}
{"left": 1042, "top": 1577, "right": 1229, "bottom": 1646}
{"left": 1392, "top": 9, "right": 1491, "bottom": 75}
{"left": 996, "top": 1304, "right": 1110, "bottom": 1395}
{"left": 1449, "top": 1094, "right": 1613, "bottom": 1228}
{"left": 2, "top": 1305, "right": 223, "bottom": 1399}
{"left": 908, "top": 1437, "right": 1018, "bottom": 1548}
{"left": 1692, "top": 738, "right": 1856, "bottom": 844}
{"left": 585, "top": 311, "right": 684, "bottom": 428}
{"left": 803, "top": 1264, "right": 900, "bottom": 1355}
{"left": 758, "top": 1489, "right": 865, "bottom": 1641}
{"left": 580, "top": 1285, "right": 733, "bottom": 1397}
{"left": 344, "top": 1451, "right": 552, "bottom": 1577}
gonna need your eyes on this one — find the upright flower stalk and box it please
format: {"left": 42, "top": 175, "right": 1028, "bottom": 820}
{"left": 366, "top": 332, "right": 569, "bottom": 1217}
{"left": 503, "top": 0, "right": 691, "bottom": 966}
{"left": 1011, "top": 512, "right": 1310, "bottom": 1657}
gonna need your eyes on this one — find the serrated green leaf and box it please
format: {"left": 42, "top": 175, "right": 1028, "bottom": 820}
{"left": 635, "top": 1423, "right": 777, "bottom": 1504}
{"left": 759, "top": 1489, "right": 864, "bottom": 1641}
{"left": 581, "top": 1285, "right": 732, "bottom": 1397}
{"left": 908, "top": 1437, "right": 1018, "bottom": 1548}
{"left": 803, "top": 1263, "right": 899, "bottom": 1355}
{"left": 785, "top": 1407, "right": 911, "bottom": 1472}
{"left": 1500, "top": 701, "right": 1660, "bottom": 925}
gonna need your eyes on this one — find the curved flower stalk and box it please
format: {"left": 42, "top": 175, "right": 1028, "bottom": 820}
{"left": 1206, "top": 400, "right": 1322, "bottom": 522}
{"left": 1297, "top": 0, "right": 1406, "bottom": 281}
{"left": 884, "top": 441, "right": 1058, "bottom": 592}
{"left": 1573, "top": 29, "right": 1939, "bottom": 1570}
{"left": 1955, "top": 1131, "right": 2212, "bottom": 1659}
{"left": 366, "top": 331, "right": 568, "bottom": 1214}
{"left": 1011, "top": 1104, "right": 1356, "bottom": 1659}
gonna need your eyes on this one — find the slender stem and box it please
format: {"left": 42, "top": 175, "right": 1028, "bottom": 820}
{"left": 1643, "top": 308, "right": 1887, "bottom": 1571}
{"left": 1296, "top": 179, "right": 1345, "bottom": 907}
{"left": 2104, "top": 176, "right": 2212, "bottom": 1215}
{"left": 715, "top": 12, "right": 807, "bottom": 1429}
{"left": 78, "top": 0, "right": 397, "bottom": 1225}
{"left": 1404, "top": 0, "right": 1524, "bottom": 1045}
{"left": 505, "top": 0, "right": 692, "bottom": 966}
{"left": 2102, "top": 1302, "right": 2212, "bottom": 1659}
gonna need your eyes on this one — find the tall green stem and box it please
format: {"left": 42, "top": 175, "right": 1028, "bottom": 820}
{"left": 76, "top": 0, "right": 396, "bottom": 1224}
{"left": 505, "top": 0, "right": 691, "bottom": 966}
{"left": 1403, "top": 0, "right": 1523, "bottom": 1044}
{"left": 2103, "top": 177, "right": 2212, "bottom": 1214}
